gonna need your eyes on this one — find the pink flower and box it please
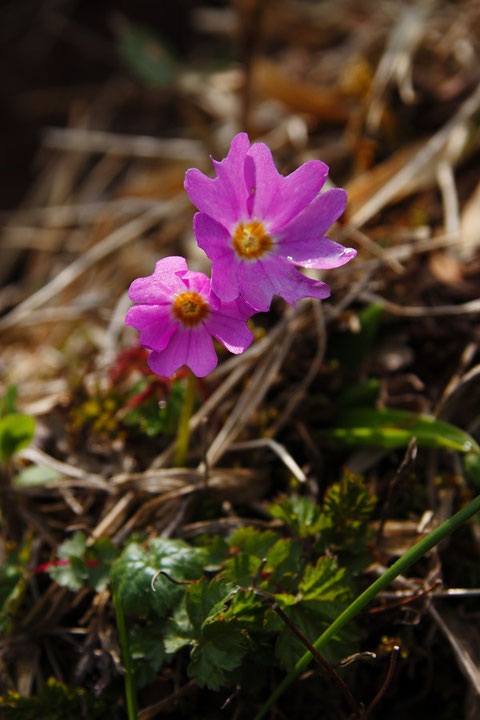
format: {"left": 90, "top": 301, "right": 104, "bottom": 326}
{"left": 125, "top": 256, "right": 254, "bottom": 378}
{"left": 185, "top": 133, "right": 356, "bottom": 311}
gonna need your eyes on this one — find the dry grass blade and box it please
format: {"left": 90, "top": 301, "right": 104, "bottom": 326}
{"left": 429, "top": 605, "right": 480, "bottom": 697}
{"left": 43, "top": 128, "right": 207, "bottom": 162}
{"left": 351, "top": 82, "right": 480, "bottom": 228}
{"left": 204, "top": 309, "right": 299, "bottom": 467}
{"left": 0, "top": 198, "right": 187, "bottom": 331}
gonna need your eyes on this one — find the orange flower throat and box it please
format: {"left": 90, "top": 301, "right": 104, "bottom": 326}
{"left": 172, "top": 292, "right": 209, "bottom": 326}
{"left": 232, "top": 221, "right": 272, "bottom": 259}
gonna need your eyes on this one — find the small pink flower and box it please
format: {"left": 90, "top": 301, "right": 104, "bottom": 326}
{"left": 185, "top": 133, "right": 356, "bottom": 311}
{"left": 125, "top": 256, "right": 254, "bottom": 378}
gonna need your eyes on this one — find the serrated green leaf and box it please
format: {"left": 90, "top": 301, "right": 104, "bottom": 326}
{"left": 224, "top": 589, "right": 265, "bottom": 631}
{"left": 298, "top": 557, "right": 351, "bottom": 605}
{"left": 188, "top": 619, "right": 250, "bottom": 690}
{"left": 110, "top": 539, "right": 205, "bottom": 618}
{"left": 130, "top": 622, "right": 166, "bottom": 687}
{"left": 195, "top": 534, "right": 229, "bottom": 571}
{"left": 320, "top": 470, "right": 376, "bottom": 558}
{"left": 186, "top": 577, "right": 236, "bottom": 633}
{"left": 228, "top": 527, "right": 279, "bottom": 558}
{"left": 58, "top": 532, "right": 86, "bottom": 559}
{"left": 49, "top": 562, "right": 86, "bottom": 591}
{"left": 0, "top": 414, "right": 35, "bottom": 462}
{"left": 14, "top": 464, "right": 61, "bottom": 488}
{"left": 148, "top": 537, "right": 206, "bottom": 581}
{"left": 220, "top": 552, "right": 262, "bottom": 587}
{"left": 267, "top": 603, "right": 358, "bottom": 670}
{"left": 164, "top": 601, "right": 196, "bottom": 653}
{"left": 264, "top": 539, "right": 303, "bottom": 592}
{"left": 320, "top": 407, "right": 479, "bottom": 453}
{"left": 268, "top": 495, "right": 324, "bottom": 538}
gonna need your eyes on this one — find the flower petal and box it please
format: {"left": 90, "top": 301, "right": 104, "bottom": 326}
{"left": 267, "top": 160, "right": 329, "bottom": 232}
{"left": 156, "top": 256, "right": 188, "bottom": 275}
{"left": 275, "top": 188, "right": 354, "bottom": 268}
{"left": 125, "top": 305, "right": 176, "bottom": 351}
{"left": 245, "top": 142, "right": 280, "bottom": 221}
{"left": 276, "top": 236, "right": 356, "bottom": 269}
{"left": 211, "top": 253, "right": 240, "bottom": 303}
{"left": 147, "top": 326, "right": 189, "bottom": 377}
{"left": 193, "top": 212, "right": 232, "bottom": 259}
{"left": 237, "top": 260, "right": 276, "bottom": 311}
{"left": 278, "top": 188, "right": 347, "bottom": 241}
{"left": 185, "top": 133, "right": 250, "bottom": 231}
{"left": 128, "top": 256, "right": 187, "bottom": 303}
{"left": 205, "top": 303, "right": 254, "bottom": 354}
{"left": 148, "top": 325, "right": 218, "bottom": 378}
{"left": 242, "top": 256, "right": 330, "bottom": 308}
{"left": 178, "top": 270, "right": 211, "bottom": 298}
{"left": 186, "top": 326, "right": 218, "bottom": 376}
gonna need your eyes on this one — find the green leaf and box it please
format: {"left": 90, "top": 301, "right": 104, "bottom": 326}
{"left": 263, "top": 554, "right": 356, "bottom": 670}
{"left": 320, "top": 470, "right": 376, "bottom": 557}
{"left": 319, "top": 407, "right": 479, "bottom": 453}
{"left": 264, "top": 539, "right": 303, "bottom": 592}
{"left": 298, "top": 557, "right": 352, "bottom": 605}
{"left": 186, "top": 577, "right": 236, "bottom": 633}
{"left": 195, "top": 534, "right": 229, "bottom": 571}
{"left": 224, "top": 589, "right": 265, "bottom": 631}
{"left": 465, "top": 452, "right": 480, "bottom": 488}
{"left": 268, "top": 495, "right": 324, "bottom": 538}
{"left": 49, "top": 558, "right": 87, "bottom": 592}
{"left": 110, "top": 539, "right": 206, "bottom": 618}
{"left": 49, "top": 532, "right": 88, "bottom": 591}
{"left": 86, "top": 538, "right": 118, "bottom": 592}
{"left": 267, "top": 603, "right": 357, "bottom": 670}
{"left": 115, "top": 19, "right": 179, "bottom": 89}
{"left": 188, "top": 619, "right": 250, "bottom": 690}
{"left": 0, "top": 414, "right": 35, "bottom": 462}
{"left": 130, "top": 622, "right": 166, "bottom": 687}
{"left": 220, "top": 553, "right": 262, "bottom": 588}
{"left": 14, "top": 464, "right": 61, "bottom": 488}
{"left": 164, "top": 601, "right": 196, "bottom": 653}
{"left": 228, "top": 527, "right": 279, "bottom": 558}
{"left": 0, "top": 385, "right": 18, "bottom": 417}
{"left": 58, "top": 532, "right": 86, "bottom": 559}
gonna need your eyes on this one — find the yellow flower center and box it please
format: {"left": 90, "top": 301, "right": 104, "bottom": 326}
{"left": 232, "top": 221, "right": 272, "bottom": 259}
{"left": 172, "top": 292, "right": 209, "bottom": 326}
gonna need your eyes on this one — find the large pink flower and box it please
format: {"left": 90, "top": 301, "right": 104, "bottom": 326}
{"left": 125, "top": 256, "right": 254, "bottom": 378}
{"left": 185, "top": 133, "right": 356, "bottom": 311}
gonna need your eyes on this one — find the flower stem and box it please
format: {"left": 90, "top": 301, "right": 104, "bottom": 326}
{"left": 174, "top": 369, "right": 196, "bottom": 467}
{"left": 113, "top": 590, "right": 138, "bottom": 720}
{"left": 254, "top": 492, "right": 480, "bottom": 720}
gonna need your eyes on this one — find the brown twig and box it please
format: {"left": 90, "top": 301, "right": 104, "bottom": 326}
{"left": 272, "top": 602, "right": 363, "bottom": 719}
{"left": 364, "top": 645, "right": 400, "bottom": 717}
